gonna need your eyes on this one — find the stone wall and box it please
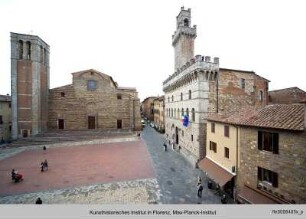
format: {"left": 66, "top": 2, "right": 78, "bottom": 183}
{"left": 218, "top": 69, "right": 268, "bottom": 113}
{"left": 48, "top": 70, "right": 140, "bottom": 131}
{"left": 238, "top": 127, "right": 306, "bottom": 204}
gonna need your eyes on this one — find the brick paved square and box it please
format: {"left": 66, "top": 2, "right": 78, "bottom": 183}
{"left": 0, "top": 140, "right": 154, "bottom": 197}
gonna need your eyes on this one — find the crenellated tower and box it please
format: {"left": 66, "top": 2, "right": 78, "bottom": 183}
{"left": 172, "top": 6, "right": 197, "bottom": 70}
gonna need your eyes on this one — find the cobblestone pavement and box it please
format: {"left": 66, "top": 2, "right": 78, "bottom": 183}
{"left": 0, "top": 178, "right": 160, "bottom": 204}
{"left": 141, "top": 125, "right": 223, "bottom": 204}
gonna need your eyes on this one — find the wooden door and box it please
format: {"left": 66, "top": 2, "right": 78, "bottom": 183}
{"left": 88, "top": 116, "right": 95, "bottom": 129}
{"left": 58, "top": 119, "right": 64, "bottom": 129}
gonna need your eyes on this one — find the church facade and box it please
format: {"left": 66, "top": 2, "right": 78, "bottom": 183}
{"left": 10, "top": 33, "right": 141, "bottom": 139}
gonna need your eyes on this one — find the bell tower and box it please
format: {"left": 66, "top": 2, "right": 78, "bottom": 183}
{"left": 172, "top": 7, "right": 197, "bottom": 70}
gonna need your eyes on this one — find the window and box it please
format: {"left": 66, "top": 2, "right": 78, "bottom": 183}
{"left": 186, "top": 108, "right": 189, "bottom": 118}
{"left": 258, "top": 131, "right": 279, "bottom": 154}
{"left": 189, "top": 90, "right": 192, "bottom": 99}
{"left": 26, "top": 41, "right": 31, "bottom": 60}
{"left": 168, "top": 97, "right": 170, "bottom": 103}
{"left": 40, "top": 46, "right": 44, "bottom": 63}
{"left": 9, "top": 103, "right": 11, "bottom": 108}
{"left": 87, "top": 80, "right": 97, "bottom": 91}
{"left": 181, "top": 108, "right": 184, "bottom": 117}
{"left": 240, "top": 78, "right": 245, "bottom": 89}
{"left": 117, "top": 120, "right": 122, "bottom": 129}
{"left": 0, "top": 115, "right": 3, "bottom": 124}
{"left": 224, "top": 125, "right": 229, "bottom": 137}
{"left": 191, "top": 135, "right": 193, "bottom": 141}
{"left": 184, "top": 18, "right": 189, "bottom": 26}
{"left": 259, "top": 90, "right": 263, "bottom": 101}
{"left": 172, "top": 95, "right": 174, "bottom": 102}
{"left": 192, "top": 108, "right": 195, "bottom": 122}
{"left": 60, "top": 92, "right": 65, "bottom": 97}
{"left": 258, "top": 167, "right": 278, "bottom": 187}
{"left": 117, "top": 94, "right": 122, "bottom": 99}
{"left": 209, "top": 141, "right": 217, "bottom": 153}
{"left": 178, "top": 109, "right": 180, "bottom": 118}
{"left": 224, "top": 147, "right": 229, "bottom": 159}
{"left": 211, "top": 123, "right": 215, "bottom": 133}
{"left": 18, "top": 40, "right": 23, "bottom": 59}
{"left": 174, "top": 109, "right": 176, "bottom": 117}
{"left": 182, "top": 130, "right": 184, "bottom": 136}
{"left": 171, "top": 108, "right": 173, "bottom": 117}
{"left": 181, "top": 92, "right": 183, "bottom": 100}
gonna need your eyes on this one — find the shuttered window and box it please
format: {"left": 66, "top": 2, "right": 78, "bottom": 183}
{"left": 258, "top": 131, "right": 279, "bottom": 154}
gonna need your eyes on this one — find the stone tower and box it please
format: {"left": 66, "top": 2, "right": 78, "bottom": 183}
{"left": 11, "top": 32, "right": 50, "bottom": 139}
{"left": 172, "top": 6, "right": 197, "bottom": 70}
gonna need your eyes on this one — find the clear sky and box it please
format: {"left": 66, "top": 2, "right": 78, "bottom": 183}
{"left": 0, "top": 0, "right": 305, "bottom": 101}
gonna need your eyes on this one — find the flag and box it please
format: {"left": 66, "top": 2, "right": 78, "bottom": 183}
{"left": 183, "top": 115, "right": 189, "bottom": 127}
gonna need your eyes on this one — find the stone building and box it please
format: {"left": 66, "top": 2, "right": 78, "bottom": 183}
{"left": 268, "top": 87, "right": 306, "bottom": 104}
{"left": 163, "top": 7, "right": 269, "bottom": 166}
{"left": 141, "top": 97, "right": 157, "bottom": 122}
{"left": 203, "top": 104, "right": 306, "bottom": 204}
{"left": 153, "top": 96, "right": 165, "bottom": 132}
{"left": 48, "top": 69, "right": 141, "bottom": 131}
{"left": 10, "top": 32, "right": 50, "bottom": 139}
{"left": 236, "top": 104, "right": 306, "bottom": 204}
{"left": 0, "top": 95, "right": 11, "bottom": 142}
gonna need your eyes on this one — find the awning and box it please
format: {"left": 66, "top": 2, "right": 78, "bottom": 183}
{"left": 238, "top": 186, "right": 279, "bottom": 204}
{"left": 198, "top": 158, "right": 234, "bottom": 187}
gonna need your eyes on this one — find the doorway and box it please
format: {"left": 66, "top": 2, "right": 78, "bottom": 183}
{"left": 22, "top": 129, "right": 28, "bottom": 138}
{"left": 117, "top": 120, "right": 122, "bottom": 129}
{"left": 88, "top": 116, "right": 96, "bottom": 129}
{"left": 58, "top": 119, "right": 64, "bottom": 129}
{"left": 175, "top": 126, "right": 179, "bottom": 144}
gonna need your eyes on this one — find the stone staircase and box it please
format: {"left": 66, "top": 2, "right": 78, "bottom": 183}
{"left": 3, "top": 129, "right": 135, "bottom": 148}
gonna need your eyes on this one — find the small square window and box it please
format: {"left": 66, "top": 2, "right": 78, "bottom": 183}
{"left": 117, "top": 94, "right": 122, "bottom": 99}
{"left": 60, "top": 92, "right": 65, "bottom": 97}
{"left": 224, "top": 125, "right": 229, "bottom": 137}
{"left": 211, "top": 123, "right": 215, "bottom": 133}
{"left": 87, "top": 80, "right": 97, "bottom": 91}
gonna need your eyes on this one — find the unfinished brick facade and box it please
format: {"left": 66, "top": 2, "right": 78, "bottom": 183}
{"left": 48, "top": 69, "right": 141, "bottom": 131}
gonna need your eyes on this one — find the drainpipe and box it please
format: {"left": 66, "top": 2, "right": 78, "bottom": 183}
{"left": 234, "top": 125, "right": 239, "bottom": 203}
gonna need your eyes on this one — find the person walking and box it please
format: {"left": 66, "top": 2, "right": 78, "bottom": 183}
{"left": 197, "top": 183, "right": 203, "bottom": 198}
{"left": 163, "top": 142, "right": 167, "bottom": 151}
{"left": 44, "top": 159, "right": 48, "bottom": 171}
{"left": 197, "top": 176, "right": 202, "bottom": 186}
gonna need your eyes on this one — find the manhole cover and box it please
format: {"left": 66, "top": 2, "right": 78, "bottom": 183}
{"left": 170, "top": 167, "right": 176, "bottom": 172}
{"left": 167, "top": 180, "right": 173, "bottom": 186}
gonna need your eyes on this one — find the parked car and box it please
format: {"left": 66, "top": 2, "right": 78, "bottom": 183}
{"left": 141, "top": 119, "right": 146, "bottom": 127}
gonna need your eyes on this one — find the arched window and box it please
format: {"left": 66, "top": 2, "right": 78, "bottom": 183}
{"left": 18, "top": 40, "right": 23, "bottom": 59}
{"left": 172, "top": 95, "right": 174, "bottom": 102}
{"left": 181, "top": 92, "right": 183, "bottom": 100}
{"left": 184, "top": 18, "right": 189, "bottom": 26}
{"left": 186, "top": 108, "right": 189, "bottom": 118}
{"left": 181, "top": 108, "right": 184, "bottom": 117}
{"left": 189, "top": 90, "right": 192, "bottom": 99}
{"left": 26, "top": 41, "right": 31, "bottom": 60}
{"left": 171, "top": 108, "right": 173, "bottom": 117}
{"left": 40, "top": 46, "right": 44, "bottom": 63}
{"left": 192, "top": 108, "right": 195, "bottom": 122}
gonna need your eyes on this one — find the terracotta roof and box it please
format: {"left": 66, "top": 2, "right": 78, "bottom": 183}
{"left": 207, "top": 104, "right": 305, "bottom": 131}
{"left": 242, "top": 104, "right": 305, "bottom": 131}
